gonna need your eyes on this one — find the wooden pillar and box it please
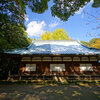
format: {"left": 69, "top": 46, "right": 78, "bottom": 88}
{"left": 41, "top": 57, "right": 44, "bottom": 75}
{"left": 18, "top": 57, "right": 22, "bottom": 75}
{"left": 7, "top": 70, "right": 11, "bottom": 80}
{"left": 7, "top": 56, "right": 13, "bottom": 80}
{"left": 18, "top": 57, "right": 22, "bottom": 80}
{"left": 71, "top": 56, "right": 73, "bottom": 67}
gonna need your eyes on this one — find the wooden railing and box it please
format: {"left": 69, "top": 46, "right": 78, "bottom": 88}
{"left": 9, "top": 74, "right": 100, "bottom": 80}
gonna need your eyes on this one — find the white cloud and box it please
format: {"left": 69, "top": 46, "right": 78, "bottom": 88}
{"left": 24, "top": 14, "right": 29, "bottom": 22}
{"left": 26, "top": 21, "right": 46, "bottom": 37}
{"left": 49, "top": 22, "right": 59, "bottom": 28}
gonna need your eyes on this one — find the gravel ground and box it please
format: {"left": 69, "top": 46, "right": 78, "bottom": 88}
{"left": 0, "top": 84, "right": 100, "bottom": 100}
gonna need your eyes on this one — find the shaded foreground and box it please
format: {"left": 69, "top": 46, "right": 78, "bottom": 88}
{"left": 0, "top": 84, "right": 100, "bottom": 100}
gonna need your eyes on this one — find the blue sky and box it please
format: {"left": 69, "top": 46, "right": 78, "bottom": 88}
{"left": 25, "top": 0, "right": 100, "bottom": 42}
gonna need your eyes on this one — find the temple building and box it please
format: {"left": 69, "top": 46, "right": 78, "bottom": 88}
{"left": 4, "top": 40, "right": 100, "bottom": 80}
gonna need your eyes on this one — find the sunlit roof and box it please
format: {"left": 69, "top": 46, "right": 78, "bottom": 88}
{"left": 4, "top": 40, "right": 100, "bottom": 55}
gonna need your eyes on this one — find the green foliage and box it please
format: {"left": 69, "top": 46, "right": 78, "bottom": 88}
{"left": 0, "top": 23, "right": 31, "bottom": 49}
{"left": 0, "top": 0, "right": 50, "bottom": 27}
{"left": 51, "top": 0, "right": 100, "bottom": 21}
{"left": 41, "top": 31, "right": 52, "bottom": 40}
{"left": 81, "top": 41, "right": 89, "bottom": 46}
{"left": 0, "top": 0, "right": 100, "bottom": 25}
{"left": 52, "top": 29, "right": 69, "bottom": 40}
{"left": 28, "top": 0, "right": 50, "bottom": 14}
{"left": 0, "top": 0, "right": 26, "bottom": 28}
{"left": 51, "top": 0, "right": 89, "bottom": 21}
{"left": 89, "top": 38, "right": 97, "bottom": 45}
{"left": 40, "top": 29, "right": 69, "bottom": 40}
{"left": 81, "top": 38, "right": 100, "bottom": 49}
{"left": 92, "top": 0, "right": 100, "bottom": 7}
{"left": 89, "top": 38, "right": 100, "bottom": 49}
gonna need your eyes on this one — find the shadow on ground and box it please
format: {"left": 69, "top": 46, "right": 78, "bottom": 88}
{"left": 0, "top": 84, "right": 100, "bottom": 100}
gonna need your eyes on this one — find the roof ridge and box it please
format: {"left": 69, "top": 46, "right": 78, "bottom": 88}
{"left": 32, "top": 40, "right": 76, "bottom": 42}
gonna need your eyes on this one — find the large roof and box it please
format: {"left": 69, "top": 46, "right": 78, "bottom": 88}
{"left": 4, "top": 40, "right": 100, "bottom": 55}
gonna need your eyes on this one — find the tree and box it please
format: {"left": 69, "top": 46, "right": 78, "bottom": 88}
{"left": 0, "top": 0, "right": 31, "bottom": 80}
{"left": 51, "top": 0, "right": 89, "bottom": 21}
{"left": 0, "top": 0, "right": 26, "bottom": 28}
{"left": 92, "top": 0, "right": 100, "bottom": 8}
{"left": 51, "top": 0, "right": 100, "bottom": 21}
{"left": 81, "top": 41, "right": 89, "bottom": 47}
{"left": 0, "top": 0, "right": 49, "bottom": 47}
{"left": 81, "top": 38, "right": 100, "bottom": 49}
{"left": 89, "top": 38, "right": 100, "bottom": 49}
{"left": 0, "top": 23, "right": 31, "bottom": 49}
{"left": 52, "top": 29, "right": 69, "bottom": 40}
{"left": 40, "top": 29, "right": 69, "bottom": 40}
{"left": 40, "top": 31, "right": 52, "bottom": 40}
{"left": 0, "top": 0, "right": 50, "bottom": 28}
{"left": 0, "top": 22, "right": 32, "bottom": 80}
{"left": 28, "top": 0, "right": 50, "bottom": 14}
{"left": 0, "top": 0, "right": 100, "bottom": 26}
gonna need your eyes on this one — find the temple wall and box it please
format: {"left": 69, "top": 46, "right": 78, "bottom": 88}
{"left": 19, "top": 61, "right": 100, "bottom": 76}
